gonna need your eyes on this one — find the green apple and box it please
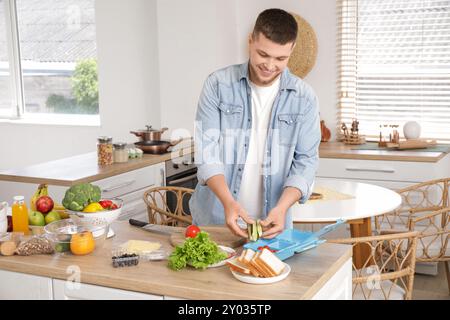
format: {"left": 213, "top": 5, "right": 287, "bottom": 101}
{"left": 28, "top": 210, "right": 45, "bottom": 226}
{"left": 45, "top": 210, "right": 61, "bottom": 225}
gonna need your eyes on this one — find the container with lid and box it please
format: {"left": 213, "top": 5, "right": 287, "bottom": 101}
{"left": 97, "top": 136, "right": 113, "bottom": 165}
{"left": 113, "top": 142, "right": 129, "bottom": 163}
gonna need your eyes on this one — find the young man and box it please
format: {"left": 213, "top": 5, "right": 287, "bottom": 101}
{"left": 189, "top": 8, "right": 321, "bottom": 239}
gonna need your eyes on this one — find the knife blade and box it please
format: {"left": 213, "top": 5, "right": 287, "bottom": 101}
{"left": 129, "top": 219, "right": 184, "bottom": 235}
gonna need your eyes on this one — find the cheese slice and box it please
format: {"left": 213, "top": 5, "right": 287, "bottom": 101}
{"left": 121, "top": 240, "right": 161, "bottom": 254}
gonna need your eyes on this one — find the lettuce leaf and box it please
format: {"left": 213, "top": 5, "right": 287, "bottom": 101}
{"left": 168, "top": 231, "right": 227, "bottom": 271}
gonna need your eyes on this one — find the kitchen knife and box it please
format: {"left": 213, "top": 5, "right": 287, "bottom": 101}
{"left": 129, "top": 219, "right": 184, "bottom": 235}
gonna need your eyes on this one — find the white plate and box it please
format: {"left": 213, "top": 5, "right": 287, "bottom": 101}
{"left": 230, "top": 263, "right": 291, "bottom": 284}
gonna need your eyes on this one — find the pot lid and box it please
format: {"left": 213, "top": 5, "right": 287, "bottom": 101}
{"left": 137, "top": 125, "right": 168, "bottom": 133}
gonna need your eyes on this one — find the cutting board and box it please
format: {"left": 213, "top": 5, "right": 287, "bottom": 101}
{"left": 170, "top": 225, "right": 246, "bottom": 248}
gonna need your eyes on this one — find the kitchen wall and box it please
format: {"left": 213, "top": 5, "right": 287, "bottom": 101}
{"left": 0, "top": 0, "right": 338, "bottom": 170}
{"left": 0, "top": 0, "right": 161, "bottom": 170}
{"left": 158, "top": 0, "right": 338, "bottom": 140}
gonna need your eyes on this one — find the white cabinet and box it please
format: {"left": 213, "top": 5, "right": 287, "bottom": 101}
{"left": 0, "top": 270, "right": 52, "bottom": 300}
{"left": 52, "top": 279, "right": 163, "bottom": 300}
{"left": 311, "top": 258, "right": 352, "bottom": 300}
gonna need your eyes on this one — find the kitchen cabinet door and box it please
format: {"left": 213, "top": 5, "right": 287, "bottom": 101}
{"left": 52, "top": 279, "right": 163, "bottom": 300}
{"left": 0, "top": 269, "right": 52, "bottom": 300}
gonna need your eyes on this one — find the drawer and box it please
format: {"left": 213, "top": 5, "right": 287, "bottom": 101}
{"left": 52, "top": 279, "right": 163, "bottom": 300}
{"left": 117, "top": 187, "right": 150, "bottom": 222}
{"left": 317, "top": 157, "right": 450, "bottom": 183}
{"left": 95, "top": 163, "right": 164, "bottom": 198}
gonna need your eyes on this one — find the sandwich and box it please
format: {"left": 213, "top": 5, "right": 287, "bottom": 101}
{"left": 227, "top": 248, "right": 285, "bottom": 278}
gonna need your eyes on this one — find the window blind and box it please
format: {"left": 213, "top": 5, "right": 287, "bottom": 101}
{"left": 337, "top": 0, "right": 450, "bottom": 142}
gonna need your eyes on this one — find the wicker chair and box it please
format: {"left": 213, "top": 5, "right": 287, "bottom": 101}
{"left": 374, "top": 178, "right": 450, "bottom": 294}
{"left": 330, "top": 231, "right": 419, "bottom": 300}
{"left": 143, "top": 186, "right": 194, "bottom": 227}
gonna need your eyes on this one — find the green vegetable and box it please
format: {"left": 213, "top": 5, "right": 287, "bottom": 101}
{"left": 168, "top": 231, "right": 227, "bottom": 271}
{"left": 62, "top": 183, "right": 101, "bottom": 211}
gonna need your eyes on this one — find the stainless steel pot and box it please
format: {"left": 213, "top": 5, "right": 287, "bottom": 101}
{"left": 130, "top": 125, "right": 168, "bottom": 141}
{"left": 134, "top": 139, "right": 182, "bottom": 154}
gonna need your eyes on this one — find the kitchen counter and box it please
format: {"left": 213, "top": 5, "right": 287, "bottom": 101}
{"left": 0, "top": 143, "right": 193, "bottom": 186}
{"left": 0, "top": 221, "right": 352, "bottom": 300}
{"left": 320, "top": 141, "right": 447, "bottom": 162}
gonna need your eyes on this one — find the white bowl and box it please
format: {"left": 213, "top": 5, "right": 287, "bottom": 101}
{"left": 68, "top": 198, "right": 123, "bottom": 238}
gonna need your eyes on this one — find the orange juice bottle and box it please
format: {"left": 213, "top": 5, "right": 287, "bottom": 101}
{"left": 12, "top": 196, "right": 29, "bottom": 235}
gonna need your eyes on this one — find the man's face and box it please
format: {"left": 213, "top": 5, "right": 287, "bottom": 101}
{"left": 248, "top": 32, "right": 295, "bottom": 86}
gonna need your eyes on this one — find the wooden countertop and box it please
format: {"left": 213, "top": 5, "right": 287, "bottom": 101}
{"left": 0, "top": 221, "right": 352, "bottom": 300}
{"left": 0, "top": 144, "right": 193, "bottom": 186}
{"left": 319, "top": 141, "right": 448, "bottom": 162}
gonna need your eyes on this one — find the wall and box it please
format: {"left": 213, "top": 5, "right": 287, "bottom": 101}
{"left": 157, "top": 0, "right": 240, "bottom": 139}
{"left": 0, "top": 0, "right": 161, "bottom": 171}
{"left": 158, "top": 0, "right": 338, "bottom": 139}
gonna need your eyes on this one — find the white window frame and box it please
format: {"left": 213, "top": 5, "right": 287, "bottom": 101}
{"left": 0, "top": 0, "right": 100, "bottom": 126}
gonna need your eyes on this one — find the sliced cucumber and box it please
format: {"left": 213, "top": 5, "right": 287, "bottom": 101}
{"left": 256, "top": 220, "right": 262, "bottom": 239}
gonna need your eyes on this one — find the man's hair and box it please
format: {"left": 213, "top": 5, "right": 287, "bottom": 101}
{"left": 252, "top": 9, "right": 298, "bottom": 45}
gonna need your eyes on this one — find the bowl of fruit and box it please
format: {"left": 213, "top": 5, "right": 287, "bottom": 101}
{"left": 62, "top": 183, "right": 123, "bottom": 238}
{"left": 44, "top": 218, "right": 109, "bottom": 255}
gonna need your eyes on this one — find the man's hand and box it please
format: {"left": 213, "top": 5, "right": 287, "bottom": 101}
{"left": 259, "top": 206, "right": 287, "bottom": 239}
{"left": 224, "top": 200, "right": 254, "bottom": 238}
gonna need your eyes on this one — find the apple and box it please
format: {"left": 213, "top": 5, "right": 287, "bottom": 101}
{"left": 28, "top": 210, "right": 45, "bottom": 226}
{"left": 45, "top": 210, "right": 61, "bottom": 225}
{"left": 36, "top": 196, "right": 54, "bottom": 214}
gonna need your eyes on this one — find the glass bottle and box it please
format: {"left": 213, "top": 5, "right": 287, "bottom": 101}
{"left": 12, "top": 196, "right": 29, "bottom": 235}
{"left": 97, "top": 136, "right": 113, "bottom": 165}
{"left": 113, "top": 143, "right": 129, "bottom": 163}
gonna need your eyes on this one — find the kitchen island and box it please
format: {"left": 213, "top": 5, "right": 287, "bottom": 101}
{"left": 0, "top": 221, "right": 352, "bottom": 300}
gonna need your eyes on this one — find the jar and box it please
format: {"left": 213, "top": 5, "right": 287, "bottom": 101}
{"left": 113, "top": 142, "right": 129, "bottom": 163}
{"left": 97, "top": 136, "right": 113, "bottom": 165}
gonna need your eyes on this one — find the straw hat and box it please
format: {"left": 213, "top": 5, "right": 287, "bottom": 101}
{"left": 287, "top": 13, "right": 318, "bottom": 79}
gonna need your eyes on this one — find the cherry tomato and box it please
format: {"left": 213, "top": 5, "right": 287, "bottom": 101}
{"left": 185, "top": 225, "right": 201, "bottom": 238}
{"left": 99, "top": 200, "right": 113, "bottom": 209}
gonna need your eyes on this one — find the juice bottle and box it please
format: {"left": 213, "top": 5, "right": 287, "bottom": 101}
{"left": 12, "top": 196, "right": 29, "bottom": 235}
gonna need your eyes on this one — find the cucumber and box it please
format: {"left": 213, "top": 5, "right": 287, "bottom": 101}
{"left": 256, "top": 220, "right": 262, "bottom": 239}
{"left": 252, "top": 222, "right": 258, "bottom": 241}
{"left": 247, "top": 223, "right": 252, "bottom": 240}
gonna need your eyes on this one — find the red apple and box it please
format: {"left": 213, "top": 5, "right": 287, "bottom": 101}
{"left": 36, "top": 195, "right": 54, "bottom": 214}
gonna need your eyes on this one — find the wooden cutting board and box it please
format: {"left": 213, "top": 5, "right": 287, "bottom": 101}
{"left": 170, "top": 225, "right": 246, "bottom": 248}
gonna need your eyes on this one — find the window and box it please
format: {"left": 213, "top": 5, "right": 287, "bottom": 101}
{"left": 0, "top": 0, "right": 99, "bottom": 122}
{"left": 338, "top": 0, "right": 450, "bottom": 142}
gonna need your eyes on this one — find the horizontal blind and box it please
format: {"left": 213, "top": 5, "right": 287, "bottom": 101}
{"left": 337, "top": 0, "right": 450, "bottom": 143}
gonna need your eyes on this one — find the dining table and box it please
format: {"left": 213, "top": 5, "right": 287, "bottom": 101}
{"left": 291, "top": 178, "right": 402, "bottom": 268}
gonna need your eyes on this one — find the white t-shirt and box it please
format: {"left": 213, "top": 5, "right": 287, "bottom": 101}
{"left": 238, "top": 77, "right": 280, "bottom": 222}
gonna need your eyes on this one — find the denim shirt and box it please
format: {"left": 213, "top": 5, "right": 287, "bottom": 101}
{"left": 189, "top": 61, "right": 321, "bottom": 228}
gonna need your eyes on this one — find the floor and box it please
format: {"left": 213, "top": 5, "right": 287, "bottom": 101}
{"left": 413, "top": 262, "right": 449, "bottom": 300}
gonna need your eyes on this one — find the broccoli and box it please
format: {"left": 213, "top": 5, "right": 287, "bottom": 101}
{"left": 62, "top": 183, "right": 102, "bottom": 211}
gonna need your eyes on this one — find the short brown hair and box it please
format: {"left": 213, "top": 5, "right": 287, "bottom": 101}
{"left": 252, "top": 9, "right": 298, "bottom": 45}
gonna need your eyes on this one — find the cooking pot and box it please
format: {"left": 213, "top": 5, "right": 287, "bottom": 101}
{"left": 130, "top": 125, "right": 168, "bottom": 141}
{"left": 134, "top": 139, "right": 182, "bottom": 154}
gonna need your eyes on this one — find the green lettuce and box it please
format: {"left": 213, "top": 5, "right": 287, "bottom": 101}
{"left": 168, "top": 231, "right": 227, "bottom": 271}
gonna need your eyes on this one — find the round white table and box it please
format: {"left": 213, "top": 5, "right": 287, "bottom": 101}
{"left": 291, "top": 179, "right": 402, "bottom": 268}
{"left": 292, "top": 179, "right": 402, "bottom": 223}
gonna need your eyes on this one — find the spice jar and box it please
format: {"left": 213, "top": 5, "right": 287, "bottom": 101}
{"left": 113, "top": 142, "right": 129, "bottom": 163}
{"left": 97, "top": 136, "right": 113, "bottom": 165}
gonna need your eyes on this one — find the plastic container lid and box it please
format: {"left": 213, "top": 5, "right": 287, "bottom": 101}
{"left": 13, "top": 196, "right": 24, "bottom": 201}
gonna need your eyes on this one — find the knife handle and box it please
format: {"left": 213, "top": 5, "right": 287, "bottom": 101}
{"left": 129, "top": 219, "right": 148, "bottom": 227}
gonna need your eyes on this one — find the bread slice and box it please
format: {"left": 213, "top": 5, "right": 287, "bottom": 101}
{"left": 256, "top": 248, "right": 285, "bottom": 276}
{"left": 240, "top": 249, "right": 263, "bottom": 277}
{"left": 226, "top": 259, "right": 252, "bottom": 275}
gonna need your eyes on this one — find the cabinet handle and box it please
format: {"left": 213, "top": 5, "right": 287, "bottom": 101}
{"left": 160, "top": 168, "right": 166, "bottom": 186}
{"left": 345, "top": 167, "right": 395, "bottom": 173}
{"left": 102, "top": 180, "right": 136, "bottom": 193}
{"left": 167, "top": 174, "right": 197, "bottom": 186}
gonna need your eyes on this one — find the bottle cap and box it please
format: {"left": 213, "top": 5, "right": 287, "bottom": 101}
{"left": 13, "top": 196, "right": 24, "bottom": 201}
